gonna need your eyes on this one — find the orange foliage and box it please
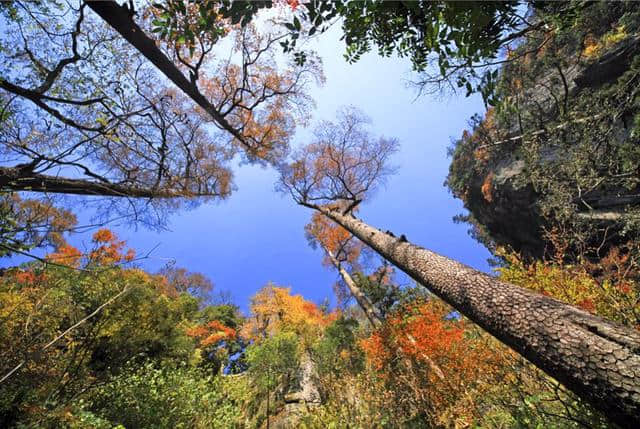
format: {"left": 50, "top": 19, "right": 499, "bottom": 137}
{"left": 187, "top": 320, "right": 236, "bottom": 348}
{"left": 458, "top": 107, "right": 499, "bottom": 170}
{"left": 481, "top": 172, "right": 494, "bottom": 202}
{"left": 45, "top": 229, "right": 136, "bottom": 268}
{"left": 46, "top": 244, "right": 82, "bottom": 268}
{"left": 394, "top": 305, "right": 464, "bottom": 360}
{"left": 92, "top": 229, "right": 115, "bottom": 243}
{"left": 498, "top": 247, "right": 639, "bottom": 327}
{"left": 583, "top": 34, "right": 600, "bottom": 58}
{"left": 124, "top": 249, "right": 136, "bottom": 262}
{"left": 89, "top": 229, "right": 134, "bottom": 265}
{"left": 13, "top": 270, "right": 45, "bottom": 285}
{"left": 306, "top": 212, "right": 361, "bottom": 266}
{"left": 242, "top": 283, "right": 333, "bottom": 343}
{"left": 361, "top": 299, "right": 513, "bottom": 425}
{"left": 359, "top": 332, "right": 391, "bottom": 371}
{"left": 10, "top": 195, "right": 77, "bottom": 249}
{"left": 361, "top": 300, "right": 465, "bottom": 374}
{"left": 196, "top": 25, "right": 323, "bottom": 163}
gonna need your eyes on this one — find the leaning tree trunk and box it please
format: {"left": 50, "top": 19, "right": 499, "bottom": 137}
{"left": 325, "top": 248, "right": 383, "bottom": 327}
{"left": 0, "top": 166, "right": 209, "bottom": 198}
{"left": 324, "top": 246, "right": 445, "bottom": 380}
{"left": 86, "top": 1, "right": 247, "bottom": 146}
{"left": 312, "top": 204, "right": 640, "bottom": 427}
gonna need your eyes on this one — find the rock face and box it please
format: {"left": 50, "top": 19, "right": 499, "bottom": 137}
{"left": 447, "top": 6, "right": 640, "bottom": 260}
{"left": 270, "top": 352, "right": 320, "bottom": 428}
{"left": 463, "top": 158, "right": 548, "bottom": 259}
{"left": 284, "top": 352, "right": 320, "bottom": 405}
{"left": 574, "top": 35, "right": 640, "bottom": 88}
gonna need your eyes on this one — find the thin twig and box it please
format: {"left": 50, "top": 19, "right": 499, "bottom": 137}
{"left": 0, "top": 286, "right": 131, "bottom": 384}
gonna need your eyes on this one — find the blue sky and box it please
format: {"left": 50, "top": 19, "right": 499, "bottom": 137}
{"left": 104, "top": 24, "right": 492, "bottom": 313}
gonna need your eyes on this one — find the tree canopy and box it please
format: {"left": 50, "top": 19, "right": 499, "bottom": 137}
{"left": 1, "top": 1, "right": 639, "bottom": 428}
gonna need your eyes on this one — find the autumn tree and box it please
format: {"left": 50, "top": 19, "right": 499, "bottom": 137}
{"left": 305, "top": 209, "right": 448, "bottom": 385}
{"left": 241, "top": 284, "right": 332, "bottom": 427}
{"left": 0, "top": 193, "right": 77, "bottom": 257}
{"left": 0, "top": 1, "right": 322, "bottom": 232}
{"left": 305, "top": 211, "right": 382, "bottom": 326}
{"left": 0, "top": 230, "right": 206, "bottom": 426}
{"left": 242, "top": 283, "right": 328, "bottom": 344}
{"left": 360, "top": 299, "right": 488, "bottom": 425}
{"left": 185, "top": 293, "right": 244, "bottom": 374}
{"left": 278, "top": 107, "right": 640, "bottom": 426}
{"left": 157, "top": 265, "right": 214, "bottom": 299}
{"left": 87, "top": 1, "right": 324, "bottom": 164}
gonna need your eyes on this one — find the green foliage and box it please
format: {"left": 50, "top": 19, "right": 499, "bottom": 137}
{"left": 497, "top": 249, "right": 639, "bottom": 327}
{"left": 0, "top": 262, "right": 200, "bottom": 426}
{"left": 0, "top": 232, "right": 243, "bottom": 427}
{"left": 299, "top": 1, "right": 518, "bottom": 71}
{"left": 245, "top": 331, "right": 300, "bottom": 393}
{"left": 194, "top": 303, "right": 246, "bottom": 374}
{"left": 153, "top": 1, "right": 537, "bottom": 103}
{"left": 312, "top": 317, "right": 363, "bottom": 381}
{"left": 198, "top": 303, "right": 242, "bottom": 329}
{"left": 242, "top": 332, "right": 300, "bottom": 428}
{"left": 352, "top": 271, "right": 400, "bottom": 317}
{"left": 80, "top": 363, "right": 241, "bottom": 429}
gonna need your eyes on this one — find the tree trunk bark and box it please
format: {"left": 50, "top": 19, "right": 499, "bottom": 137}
{"left": 313, "top": 204, "right": 640, "bottom": 427}
{"left": 325, "top": 248, "right": 383, "bottom": 327}
{"left": 0, "top": 166, "right": 185, "bottom": 198}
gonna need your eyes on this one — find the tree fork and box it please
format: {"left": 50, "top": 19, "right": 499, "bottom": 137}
{"left": 313, "top": 204, "right": 640, "bottom": 427}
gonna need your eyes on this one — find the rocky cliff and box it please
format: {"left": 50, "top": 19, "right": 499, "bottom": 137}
{"left": 446, "top": 2, "right": 640, "bottom": 261}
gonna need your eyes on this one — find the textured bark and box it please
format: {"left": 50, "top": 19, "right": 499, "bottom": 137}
{"left": 313, "top": 205, "right": 640, "bottom": 427}
{"left": 0, "top": 166, "right": 191, "bottom": 198}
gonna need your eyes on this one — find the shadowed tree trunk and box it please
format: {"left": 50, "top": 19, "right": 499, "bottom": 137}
{"left": 0, "top": 166, "right": 219, "bottom": 198}
{"left": 311, "top": 204, "right": 640, "bottom": 427}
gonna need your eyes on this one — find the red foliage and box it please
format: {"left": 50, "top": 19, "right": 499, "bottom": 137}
{"left": 88, "top": 229, "right": 136, "bottom": 265}
{"left": 14, "top": 270, "right": 37, "bottom": 285}
{"left": 394, "top": 305, "right": 464, "bottom": 360}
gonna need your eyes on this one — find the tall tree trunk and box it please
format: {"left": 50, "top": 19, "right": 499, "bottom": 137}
{"left": 325, "top": 248, "right": 383, "bottom": 327}
{"left": 311, "top": 204, "right": 640, "bottom": 427}
{"left": 324, "top": 246, "right": 445, "bottom": 381}
{"left": 0, "top": 166, "right": 195, "bottom": 198}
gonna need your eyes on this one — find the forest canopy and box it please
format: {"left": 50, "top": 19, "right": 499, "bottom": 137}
{"left": 1, "top": 1, "right": 639, "bottom": 428}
